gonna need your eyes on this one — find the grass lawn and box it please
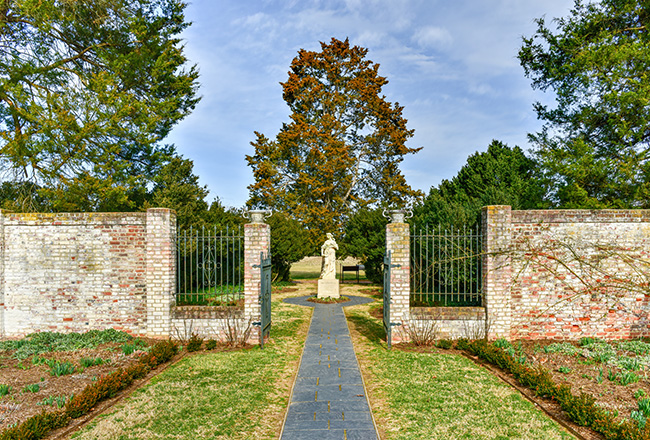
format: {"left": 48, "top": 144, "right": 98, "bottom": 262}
{"left": 342, "top": 286, "right": 577, "bottom": 440}
{"left": 71, "top": 290, "right": 311, "bottom": 440}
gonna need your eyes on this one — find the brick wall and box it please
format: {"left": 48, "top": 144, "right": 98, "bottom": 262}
{"left": 0, "top": 209, "right": 176, "bottom": 338}
{"left": 2, "top": 211, "right": 148, "bottom": 336}
{"left": 392, "top": 206, "right": 650, "bottom": 342}
{"left": 0, "top": 208, "right": 272, "bottom": 343}
{"left": 506, "top": 209, "right": 650, "bottom": 340}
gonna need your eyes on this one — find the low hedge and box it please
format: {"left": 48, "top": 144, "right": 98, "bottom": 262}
{"left": 0, "top": 340, "right": 178, "bottom": 440}
{"left": 463, "top": 339, "right": 650, "bottom": 440}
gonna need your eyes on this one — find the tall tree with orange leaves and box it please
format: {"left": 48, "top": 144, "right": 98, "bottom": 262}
{"left": 247, "top": 38, "right": 421, "bottom": 245}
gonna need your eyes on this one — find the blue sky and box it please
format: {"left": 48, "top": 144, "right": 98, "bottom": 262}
{"left": 166, "top": 0, "right": 575, "bottom": 208}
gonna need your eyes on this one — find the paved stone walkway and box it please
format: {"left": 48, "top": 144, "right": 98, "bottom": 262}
{"left": 281, "top": 295, "right": 379, "bottom": 440}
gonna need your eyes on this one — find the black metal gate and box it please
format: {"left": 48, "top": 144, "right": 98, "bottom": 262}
{"left": 259, "top": 252, "right": 272, "bottom": 348}
{"left": 383, "top": 251, "right": 394, "bottom": 349}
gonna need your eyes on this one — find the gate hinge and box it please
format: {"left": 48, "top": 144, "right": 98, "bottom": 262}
{"left": 390, "top": 322, "right": 401, "bottom": 327}
{"left": 252, "top": 321, "right": 261, "bottom": 327}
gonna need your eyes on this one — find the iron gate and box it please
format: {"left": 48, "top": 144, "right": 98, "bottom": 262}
{"left": 383, "top": 251, "right": 400, "bottom": 349}
{"left": 176, "top": 226, "right": 243, "bottom": 306}
{"left": 410, "top": 224, "right": 482, "bottom": 307}
{"left": 259, "top": 252, "right": 272, "bottom": 348}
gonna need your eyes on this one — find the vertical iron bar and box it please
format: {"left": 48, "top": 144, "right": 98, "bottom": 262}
{"left": 477, "top": 223, "right": 480, "bottom": 304}
{"left": 443, "top": 227, "right": 447, "bottom": 306}
{"left": 436, "top": 224, "right": 440, "bottom": 305}
{"left": 221, "top": 226, "right": 225, "bottom": 301}
{"left": 237, "top": 225, "right": 242, "bottom": 299}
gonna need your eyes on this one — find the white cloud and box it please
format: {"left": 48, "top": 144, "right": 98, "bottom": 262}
{"left": 412, "top": 26, "right": 453, "bottom": 49}
{"left": 167, "top": 0, "right": 576, "bottom": 207}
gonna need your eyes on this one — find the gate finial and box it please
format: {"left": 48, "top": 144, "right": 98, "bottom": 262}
{"left": 245, "top": 209, "right": 272, "bottom": 224}
{"left": 382, "top": 209, "right": 413, "bottom": 223}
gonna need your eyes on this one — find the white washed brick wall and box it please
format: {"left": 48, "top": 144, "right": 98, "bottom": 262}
{"left": 3, "top": 212, "right": 148, "bottom": 337}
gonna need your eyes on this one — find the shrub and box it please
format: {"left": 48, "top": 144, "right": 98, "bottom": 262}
{"left": 455, "top": 338, "right": 471, "bottom": 351}
{"left": 0, "top": 384, "right": 10, "bottom": 397}
{"left": 139, "top": 340, "right": 178, "bottom": 368}
{"left": 186, "top": 333, "right": 203, "bottom": 352}
{"left": 560, "top": 392, "right": 597, "bottom": 427}
{"left": 0, "top": 410, "right": 70, "bottom": 440}
{"left": 406, "top": 315, "right": 438, "bottom": 346}
{"left": 436, "top": 339, "right": 453, "bottom": 349}
{"left": 205, "top": 339, "right": 217, "bottom": 350}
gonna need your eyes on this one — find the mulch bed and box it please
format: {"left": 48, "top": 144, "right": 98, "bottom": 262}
{"left": 0, "top": 340, "right": 157, "bottom": 431}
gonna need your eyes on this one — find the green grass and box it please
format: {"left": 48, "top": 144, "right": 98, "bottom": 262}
{"left": 345, "top": 299, "right": 577, "bottom": 440}
{"left": 176, "top": 287, "right": 243, "bottom": 306}
{"left": 72, "top": 294, "right": 310, "bottom": 440}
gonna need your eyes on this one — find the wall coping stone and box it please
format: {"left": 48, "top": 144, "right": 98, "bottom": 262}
{"left": 512, "top": 209, "right": 650, "bottom": 224}
{"left": 3, "top": 212, "right": 146, "bottom": 226}
{"left": 412, "top": 306, "right": 486, "bottom": 320}
{"left": 172, "top": 306, "right": 244, "bottom": 320}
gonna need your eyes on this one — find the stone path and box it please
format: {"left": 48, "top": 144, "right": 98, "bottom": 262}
{"left": 281, "top": 295, "right": 379, "bottom": 440}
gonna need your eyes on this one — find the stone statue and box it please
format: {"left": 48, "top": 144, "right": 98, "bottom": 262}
{"left": 320, "top": 233, "right": 338, "bottom": 280}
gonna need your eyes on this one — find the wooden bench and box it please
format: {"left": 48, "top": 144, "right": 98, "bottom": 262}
{"left": 341, "top": 264, "right": 362, "bottom": 283}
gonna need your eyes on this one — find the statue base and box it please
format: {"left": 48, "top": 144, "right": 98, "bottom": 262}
{"left": 317, "top": 278, "right": 340, "bottom": 299}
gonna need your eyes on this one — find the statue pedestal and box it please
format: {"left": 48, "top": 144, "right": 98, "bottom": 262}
{"left": 317, "top": 279, "right": 340, "bottom": 299}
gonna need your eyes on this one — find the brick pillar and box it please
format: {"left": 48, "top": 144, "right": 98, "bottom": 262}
{"left": 0, "top": 209, "right": 4, "bottom": 338}
{"left": 482, "top": 205, "right": 512, "bottom": 339}
{"left": 146, "top": 208, "right": 176, "bottom": 338}
{"left": 386, "top": 221, "right": 410, "bottom": 343}
{"left": 244, "top": 221, "right": 270, "bottom": 340}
